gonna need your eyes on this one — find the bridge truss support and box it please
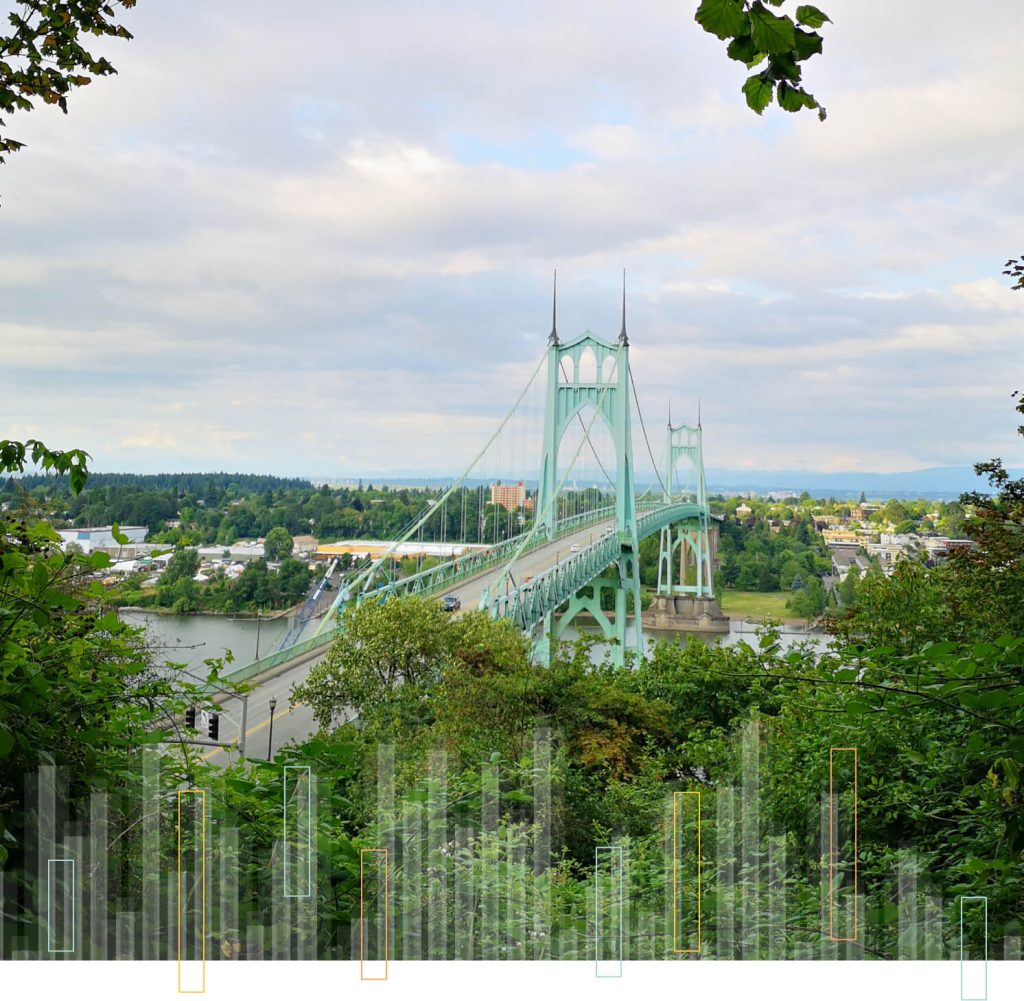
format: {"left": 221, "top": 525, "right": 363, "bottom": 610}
{"left": 534, "top": 327, "right": 644, "bottom": 666}
{"left": 534, "top": 551, "right": 643, "bottom": 668}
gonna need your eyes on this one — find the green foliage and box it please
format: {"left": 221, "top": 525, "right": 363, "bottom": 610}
{"left": 277, "top": 556, "right": 310, "bottom": 603}
{"left": 263, "top": 525, "right": 293, "bottom": 562}
{"left": 162, "top": 546, "right": 199, "bottom": 585}
{"left": 0, "top": 438, "right": 90, "bottom": 493}
{"left": 0, "top": 1, "right": 137, "bottom": 169}
{"left": 0, "top": 440, "right": 209, "bottom": 875}
{"left": 694, "top": 0, "right": 830, "bottom": 119}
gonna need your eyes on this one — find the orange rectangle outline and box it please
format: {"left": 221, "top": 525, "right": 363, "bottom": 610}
{"left": 176, "top": 789, "right": 206, "bottom": 993}
{"left": 359, "top": 848, "right": 389, "bottom": 980}
{"left": 672, "top": 790, "right": 701, "bottom": 954}
{"left": 829, "top": 747, "right": 858, "bottom": 942}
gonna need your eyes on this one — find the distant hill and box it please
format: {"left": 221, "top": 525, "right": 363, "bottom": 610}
{"left": 700, "top": 465, "right": 1020, "bottom": 499}
{"left": 316, "top": 465, "right": 1018, "bottom": 501}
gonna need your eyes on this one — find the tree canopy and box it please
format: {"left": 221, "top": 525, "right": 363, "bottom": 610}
{"left": 0, "top": 1, "right": 136, "bottom": 171}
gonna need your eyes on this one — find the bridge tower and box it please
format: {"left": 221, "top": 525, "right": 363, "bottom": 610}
{"left": 645, "top": 416, "right": 729, "bottom": 633}
{"left": 656, "top": 420, "right": 713, "bottom": 596}
{"left": 534, "top": 300, "right": 643, "bottom": 666}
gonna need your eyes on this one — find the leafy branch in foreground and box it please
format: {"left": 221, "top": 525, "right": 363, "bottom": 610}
{"left": 694, "top": 0, "right": 830, "bottom": 119}
{"left": 1004, "top": 256, "right": 1024, "bottom": 291}
{"left": 0, "top": 1, "right": 137, "bottom": 167}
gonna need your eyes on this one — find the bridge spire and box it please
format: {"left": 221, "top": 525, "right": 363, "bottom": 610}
{"left": 668, "top": 397, "right": 672, "bottom": 428}
{"left": 548, "top": 269, "right": 559, "bottom": 346}
{"left": 618, "top": 268, "right": 628, "bottom": 345}
{"left": 697, "top": 397, "right": 702, "bottom": 429}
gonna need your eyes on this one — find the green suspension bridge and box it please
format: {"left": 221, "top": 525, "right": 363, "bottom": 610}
{"left": 220, "top": 290, "right": 724, "bottom": 692}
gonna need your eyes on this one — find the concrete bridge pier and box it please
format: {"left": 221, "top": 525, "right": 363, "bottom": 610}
{"left": 643, "top": 593, "right": 729, "bottom": 633}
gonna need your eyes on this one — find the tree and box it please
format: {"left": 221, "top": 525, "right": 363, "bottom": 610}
{"left": 293, "top": 596, "right": 453, "bottom": 732}
{"left": 263, "top": 525, "right": 293, "bottom": 562}
{"left": 694, "top": 0, "right": 830, "bottom": 119}
{"left": 0, "top": 439, "right": 208, "bottom": 876}
{"left": 787, "top": 575, "right": 825, "bottom": 618}
{"left": 1, "top": 1, "right": 137, "bottom": 173}
{"left": 277, "top": 557, "right": 311, "bottom": 604}
{"left": 837, "top": 563, "right": 859, "bottom": 606}
{"left": 162, "top": 547, "right": 199, "bottom": 585}
{"left": 1003, "top": 255, "right": 1024, "bottom": 291}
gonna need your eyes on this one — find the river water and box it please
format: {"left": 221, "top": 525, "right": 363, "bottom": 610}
{"left": 120, "top": 609, "right": 825, "bottom": 679}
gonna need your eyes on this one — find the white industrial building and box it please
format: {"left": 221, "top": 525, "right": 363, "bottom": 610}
{"left": 56, "top": 525, "right": 148, "bottom": 553}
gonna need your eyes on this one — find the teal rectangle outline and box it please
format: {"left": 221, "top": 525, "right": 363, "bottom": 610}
{"left": 46, "top": 858, "right": 75, "bottom": 954}
{"left": 594, "top": 845, "right": 623, "bottom": 978}
{"left": 283, "top": 765, "right": 312, "bottom": 898}
{"left": 960, "top": 895, "right": 988, "bottom": 1001}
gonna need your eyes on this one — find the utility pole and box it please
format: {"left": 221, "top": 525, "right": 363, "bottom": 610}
{"left": 255, "top": 608, "right": 262, "bottom": 659}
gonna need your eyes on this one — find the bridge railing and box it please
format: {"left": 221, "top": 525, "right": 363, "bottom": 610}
{"left": 482, "top": 501, "right": 705, "bottom": 629}
{"left": 218, "top": 504, "right": 622, "bottom": 686}
{"left": 216, "top": 628, "right": 336, "bottom": 687}
{"left": 364, "top": 505, "right": 618, "bottom": 603}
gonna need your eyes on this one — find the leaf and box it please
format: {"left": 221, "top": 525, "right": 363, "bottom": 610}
{"left": 695, "top": 0, "right": 747, "bottom": 41}
{"left": 749, "top": 2, "right": 796, "bottom": 55}
{"left": 111, "top": 522, "right": 130, "bottom": 545}
{"left": 793, "top": 27, "right": 823, "bottom": 60}
{"left": 742, "top": 73, "right": 773, "bottom": 114}
{"left": 0, "top": 727, "right": 14, "bottom": 757}
{"left": 777, "top": 82, "right": 817, "bottom": 112}
{"left": 726, "top": 35, "right": 759, "bottom": 63}
{"left": 769, "top": 53, "right": 801, "bottom": 82}
{"left": 795, "top": 4, "right": 831, "bottom": 28}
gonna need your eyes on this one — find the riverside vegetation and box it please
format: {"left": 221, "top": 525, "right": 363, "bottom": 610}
{"left": 0, "top": 403, "right": 1020, "bottom": 958}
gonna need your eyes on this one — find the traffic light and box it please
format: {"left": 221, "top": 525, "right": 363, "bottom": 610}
{"left": 184, "top": 705, "right": 196, "bottom": 729}
{"left": 208, "top": 712, "right": 220, "bottom": 742}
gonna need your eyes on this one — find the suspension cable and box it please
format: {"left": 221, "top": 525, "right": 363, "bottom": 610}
{"left": 628, "top": 359, "right": 668, "bottom": 498}
{"left": 491, "top": 379, "right": 614, "bottom": 593}
{"left": 315, "top": 351, "right": 547, "bottom": 633}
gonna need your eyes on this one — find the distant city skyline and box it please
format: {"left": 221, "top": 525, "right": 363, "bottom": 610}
{"left": 3, "top": 1, "right": 1022, "bottom": 479}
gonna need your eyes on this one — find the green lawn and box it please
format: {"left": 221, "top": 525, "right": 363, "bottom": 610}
{"left": 717, "top": 589, "right": 794, "bottom": 620}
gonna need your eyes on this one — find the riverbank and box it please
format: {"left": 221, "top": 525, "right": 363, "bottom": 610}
{"left": 114, "top": 602, "right": 297, "bottom": 619}
{"left": 717, "top": 589, "right": 810, "bottom": 627}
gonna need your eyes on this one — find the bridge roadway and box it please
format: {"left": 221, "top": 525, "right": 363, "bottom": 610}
{"left": 200, "top": 515, "right": 617, "bottom": 766}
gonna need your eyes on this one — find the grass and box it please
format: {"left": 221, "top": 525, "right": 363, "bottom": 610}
{"left": 717, "top": 589, "right": 794, "bottom": 620}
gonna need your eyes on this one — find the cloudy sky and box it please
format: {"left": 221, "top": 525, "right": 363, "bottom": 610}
{"left": 2, "top": 0, "right": 1023, "bottom": 480}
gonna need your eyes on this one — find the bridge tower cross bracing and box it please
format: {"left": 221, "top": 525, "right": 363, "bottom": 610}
{"left": 534, "top": 325, "right": 642, "bottom": 667}
{"left": 656, "top": 420, "right": 716, "bottom": 599}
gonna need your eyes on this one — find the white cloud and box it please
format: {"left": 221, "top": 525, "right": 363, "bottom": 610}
{"left": 2, "top": 0, "right": 1023, "bottom": 478}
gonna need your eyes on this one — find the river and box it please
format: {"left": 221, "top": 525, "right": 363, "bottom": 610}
{"left": 119, "top": 609, "right": 825, "bottom": 679}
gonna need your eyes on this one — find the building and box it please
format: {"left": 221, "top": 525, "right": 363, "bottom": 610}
{"left": 821, "top": 528, "right": 861, "bottom": 547}
{"left": 315, "top": 540, "right": 487, "bottom": 561}
{"left": 735, "top": 503, "right": 752, "bottom": 517}
{"left": 56, "top": 525, "right": 147, "bottom": 554}
{"left": 830, "top": 546, "right": 871, "bottom": 581}
{"left": 292, "top": 534, "right": 318, "bottom": 555}
{"left": 490, "top": 481, "right": 527, "bottom": 512}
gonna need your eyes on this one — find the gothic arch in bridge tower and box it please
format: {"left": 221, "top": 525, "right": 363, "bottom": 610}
{"left": 645, "top": 420, "right": 730, "bottom": 634}
{"left": 535, "top": 330, "right": 643, "bottom": 667}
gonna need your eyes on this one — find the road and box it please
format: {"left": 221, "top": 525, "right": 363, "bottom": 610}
{"left": 200, "top": 517, "right": 615, "bottom": 766}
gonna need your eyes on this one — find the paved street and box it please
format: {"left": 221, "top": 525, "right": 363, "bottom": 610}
{"left": 200, "top": 517, "right": 614, "bottom": 765}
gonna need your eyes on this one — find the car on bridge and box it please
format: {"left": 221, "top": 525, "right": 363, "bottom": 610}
{"left": 570, "top": 544, "right": 581, "bottom": 552}
{"left": 440, "top": 594, "right": 461, "bottom": 612}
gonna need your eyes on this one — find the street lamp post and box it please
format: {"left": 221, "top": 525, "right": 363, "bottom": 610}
{"left": 255, "top": 608, "right": 263, "bottom": 659}
{"left": 267, "top": 697, "right": 277, "bottom": 761}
